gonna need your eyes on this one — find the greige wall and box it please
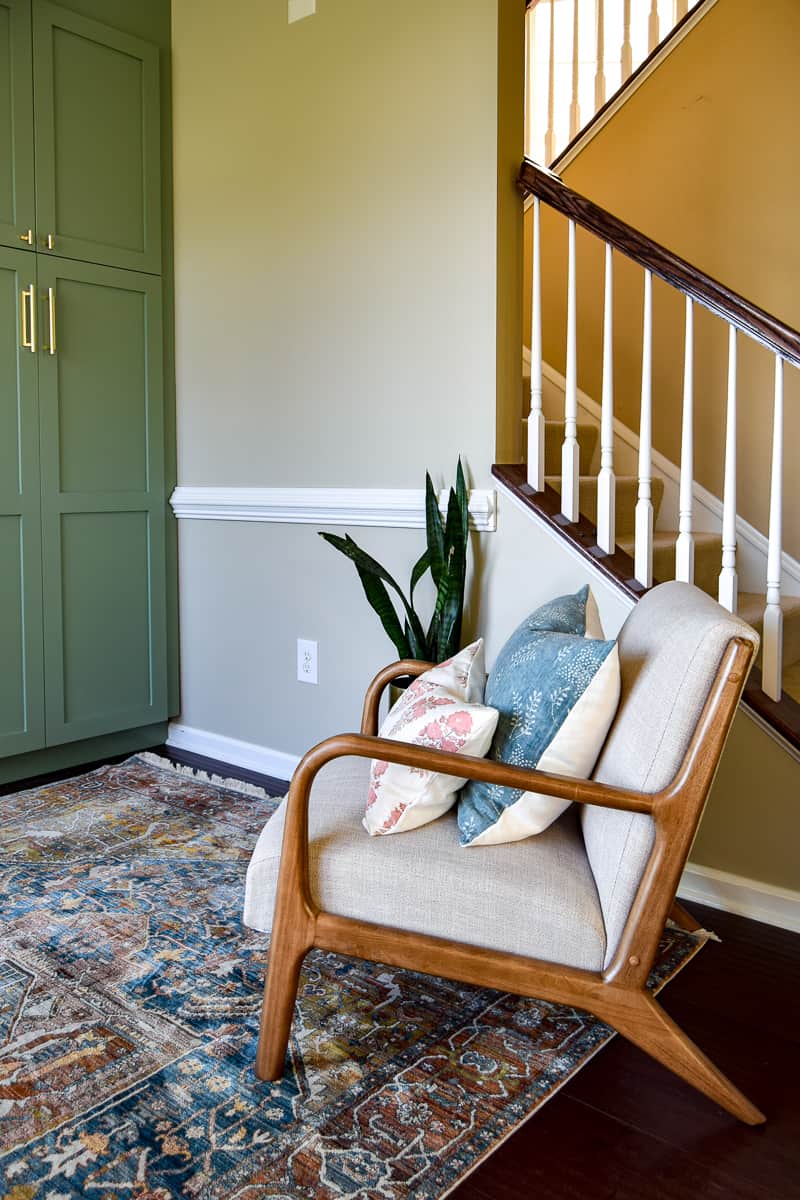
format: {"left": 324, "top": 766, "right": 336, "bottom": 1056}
{"left": 523, "top": 0, "right": 800, "bottom": 557}
{"left": 172, "top": 0, "right": 797, "bottom": 895}
{"left": 172, "top": 0, "right": 527, "bottom": 739}
{"left": 173, "top": 0, "right": 516, "bottom": 488}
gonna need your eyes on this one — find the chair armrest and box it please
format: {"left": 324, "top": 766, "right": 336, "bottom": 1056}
{"left": 360, "top": 660, "right": 434, "bottom": 735}
{"left": 291, "top": 731, "right": 657, "bottom": 817}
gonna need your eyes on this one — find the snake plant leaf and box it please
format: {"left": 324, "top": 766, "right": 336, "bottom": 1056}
{"left": 354, "top": 562, "right": 412, "bottom": 659}
{"left": 402, "top": 615, "right": 427, "bottom": 661}
{"left": 425, "top": 473, "right": 445, "bottom": 589}
{"left": 410, "top": 548, "right": 431, "bottom": 603}
{"left": 429, "top": 486, "right": 468, "bottom": 659}
{"left": 456, "top": 456, "right": 469, "bottom": 544}
{"left": 319, "top": 532, "right": 427, "bottom": 656}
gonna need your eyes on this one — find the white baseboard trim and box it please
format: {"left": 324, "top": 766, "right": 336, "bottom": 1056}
{"left": 679, "top": 863, "right": 800, "bottom": 934}
{"left": 167, "top": 723, "right": 298, "bottom": 784}
{"left": 169, "top": 486, "right": 497, "bottom": 533}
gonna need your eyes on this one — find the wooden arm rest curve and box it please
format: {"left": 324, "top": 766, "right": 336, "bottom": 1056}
{"left": 289, "top": 730, "right": 657, "bottom": 817}
{"left": 360, "top": 659, "right": 434, "bottom": 734}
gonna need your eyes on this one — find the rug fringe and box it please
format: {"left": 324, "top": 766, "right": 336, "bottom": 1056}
{"left": 136, "top": 751, "right": 281, "bottom": 800}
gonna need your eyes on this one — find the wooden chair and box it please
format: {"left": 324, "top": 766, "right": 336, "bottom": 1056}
{"left": 243, "top": 582, "right": 765, "bottom": 1124}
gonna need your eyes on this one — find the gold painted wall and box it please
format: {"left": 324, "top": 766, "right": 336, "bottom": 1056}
{"left": 524, "top": 0, "right": 800, "bottom": 556}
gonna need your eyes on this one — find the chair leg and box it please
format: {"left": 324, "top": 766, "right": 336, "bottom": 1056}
{"left": 608, "top": 990, "right": 765, "bottom": 1125}
{"left": 255, "top": 937, "right": 310, "bottom": 1082}
{"left": 669, "top": 900, "right": 703, "bottom": 932}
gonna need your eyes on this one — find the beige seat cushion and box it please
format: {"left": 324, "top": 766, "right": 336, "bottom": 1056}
{"left": 244, "top": 755, "right": 607, "bottom": 972}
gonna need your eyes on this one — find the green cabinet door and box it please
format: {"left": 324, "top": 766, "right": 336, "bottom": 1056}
{"left": 33, "top": 1, "right": 161, "bottom": 273}
{"left": 38, "top": 257, "right": 167, "bottom": 745}
{"left": 0, "top": 246, "right": 45, "bottom": 756}
{"left": 0, "top": 0, "right": 36, "bottom": 252}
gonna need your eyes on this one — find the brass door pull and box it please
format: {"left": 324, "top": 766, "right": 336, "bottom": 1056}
{"left": 20, "top": 286, "right": 36, "bottom": 353}
{"left": 19, "top": 229, "right": 33, "bottom": 245}
{"left": 47, "top": 287, "right": 56, "bottom": 355}
{"left": 46, "top": 233, "right": 55, "bottom": 250}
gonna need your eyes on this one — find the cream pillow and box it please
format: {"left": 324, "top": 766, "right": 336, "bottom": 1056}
{"left": 363, "top": 640, "right": 499, "bottom": 836}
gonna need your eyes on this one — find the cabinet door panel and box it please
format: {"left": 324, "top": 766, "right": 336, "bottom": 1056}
{"left": 38, "top": 258, "right": 166, "bottom": 744}
{"left": 33, "top": 1, "right": 161, "bottom": 273}
{"left": 0, "top": 246, "right": 44, "bottom": 756}
{"left": 0, "top": 0, "right": 36, "bottom": 251}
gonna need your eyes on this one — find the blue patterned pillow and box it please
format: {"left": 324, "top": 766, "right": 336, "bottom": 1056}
{"left": 458, "top": 587, "right": 620, "bottom": 846}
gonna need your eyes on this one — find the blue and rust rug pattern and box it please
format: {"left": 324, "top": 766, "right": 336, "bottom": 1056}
{"left": 0, "top": 755, "right": 705, "bottom": 1198}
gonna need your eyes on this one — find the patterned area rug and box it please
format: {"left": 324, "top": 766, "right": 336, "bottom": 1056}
{"left": 0, "top": 755, "right": 707, "bottom": 1199}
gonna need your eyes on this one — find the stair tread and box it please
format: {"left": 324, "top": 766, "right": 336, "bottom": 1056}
{"left": 543, "top": 420, "right": 597, "bottom": 431}
{"left": 617, "top": 530, "right": 722, "bottom": 550}
{"left": 737, "top": 592, "right": 800, "bottom": 623}
{"left": 545, "top": 474, "right": 659, "bottom": 486}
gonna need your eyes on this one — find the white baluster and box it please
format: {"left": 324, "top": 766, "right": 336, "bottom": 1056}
{"left": 675, "top": 297, "right": 695, "bottom": 582}
{"left": 596, "top": 243, "right": 615, "bottom": 553}
{"left": 718, "top": 325, "right": 738, "bottom": 612}
{"left": 648, "top": 0, "right": 660, "bottom": 53}
{"left": 544, "top": 0, "right": 556, "bottom": 163}
{"left": 524, "top": 5, "right": 533, "bottom": 160}
{"left": 621, "top": 0, "right": 633, "bottom": 81}
{"left": 634, "top": 269, "right": 653, "bottom": 587}
{"left": 561, "top": 219, "right": 580, "bottom": 522}
{"left": 595, "top": 0, "right": 606, "bottom": 111}
{"left": 570, "top": 0, "right": 581, "bottom": 139}
{"left": 528, "top": 198, "right": 545, "bottom": 491}
{"left": 762, "top": 356, "right": 784, "bottom": 701}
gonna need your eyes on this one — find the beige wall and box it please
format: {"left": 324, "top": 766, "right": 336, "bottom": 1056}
{"left": 172, "top": 0, "right": 797, "bottom": 895}
{"left": 524, "top": 0, "right": 800, "bottom": 556}
{"left": 173, "top": 0, "right": 522, "bottom": 488}
{"left": 172, "top": 0, "right": 527, "bottom": 730}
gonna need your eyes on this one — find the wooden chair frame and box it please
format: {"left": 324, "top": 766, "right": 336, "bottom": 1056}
{"left": 255, "top": 635, "right": 765, "bottom": 1124}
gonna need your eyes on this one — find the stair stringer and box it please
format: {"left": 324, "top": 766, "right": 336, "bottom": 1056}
{"left": 523, "top": 351, "right": 800, "bottom": 599}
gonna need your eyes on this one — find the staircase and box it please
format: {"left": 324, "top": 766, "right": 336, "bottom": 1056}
{"left": 505, "top": 3, "right": 800, "bottom": 750}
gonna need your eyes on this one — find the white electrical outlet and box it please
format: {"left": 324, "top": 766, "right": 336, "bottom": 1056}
{"left": 288, "top": 0, "right": 316, "bottom": 23}
{"left": 297, "top": 638, "right": 318, "bottom": 684}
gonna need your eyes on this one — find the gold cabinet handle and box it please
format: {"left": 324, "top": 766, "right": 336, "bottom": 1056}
{"left": 46, "top": 233, "right": 55, "bottom": 250}
{"left": 20, "top": 285, "right": 36, "bottom": 353}
{"left": 19, "top": 229, "right": 33, "bottom": 245}
{"left": 47, "top": 287, "right": 56, "bottom": 355}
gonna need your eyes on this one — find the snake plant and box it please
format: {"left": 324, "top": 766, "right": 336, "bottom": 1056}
{"left": 320, "top": 459, "right": 470, "bottom": 663}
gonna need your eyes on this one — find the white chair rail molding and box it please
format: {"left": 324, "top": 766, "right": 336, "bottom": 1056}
{"left": 169, "top": 485, "right": 498, "bottom": 532}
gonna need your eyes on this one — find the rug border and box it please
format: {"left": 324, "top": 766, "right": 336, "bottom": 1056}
{"left": 435, "top": 931, "right": 710, "bottom": 1200}
{"left": 137, "top": 751, "right": 279, "bottom": 800}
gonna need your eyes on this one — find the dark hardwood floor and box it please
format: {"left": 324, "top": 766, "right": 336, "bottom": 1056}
{"left": 453, "top": 904, "right": 800, "bottom": 1200}
{"left": 3, "top": 755, "right": 797, "bottom": 1197}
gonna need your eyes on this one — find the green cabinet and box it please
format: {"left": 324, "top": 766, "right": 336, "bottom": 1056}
{"left": 33, "top": 3, "right": 161, "bottom": 272}
{"left": 0, "top": 0, "right": 36, "bottom": 250}
{"left": 0, "top": 247, "right": 45, "bottom": 756}
{"left": 38, "top": 260, "right": 166, "bottom": 743}
{"left": 0, "top": 0, "right": 161, "bottom": 273}
{"left": 0, "top": 1, "right": 169, "bottom": 771}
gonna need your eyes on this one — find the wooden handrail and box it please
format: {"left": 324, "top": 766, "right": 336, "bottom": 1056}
{"left": 518, "top": 158, "right": 800, "bottom": 369}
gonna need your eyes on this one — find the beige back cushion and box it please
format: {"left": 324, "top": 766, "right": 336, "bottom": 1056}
{"left": 583, "top": 581, "right": 758, "bottom": 968}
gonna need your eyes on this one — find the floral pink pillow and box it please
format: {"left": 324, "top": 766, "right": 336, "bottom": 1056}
{"left": 363, "top": 641, "right": 499, "bottom": 836}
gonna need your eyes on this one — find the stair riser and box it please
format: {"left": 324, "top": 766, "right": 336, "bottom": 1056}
{"left": 547, "top": 477, "right": 665, "bottom": 537}
{"left": 522, "top": 418, "right": 598, "bottom": 475}
{"left": 648, "top": 542, "right": 719, "bottom": 600}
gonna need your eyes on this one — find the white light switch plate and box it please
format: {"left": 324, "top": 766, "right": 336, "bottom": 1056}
{"left": 288, "top": 0, "right": 316, "bottom": 23}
